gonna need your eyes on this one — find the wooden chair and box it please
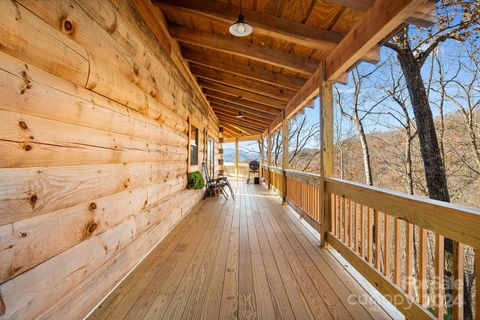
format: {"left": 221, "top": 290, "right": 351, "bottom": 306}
{"left": 203, "top": 162, "right": 235, "bottom": 200}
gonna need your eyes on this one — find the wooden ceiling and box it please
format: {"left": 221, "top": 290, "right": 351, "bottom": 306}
{"left": 153, "top": 0, "right": 434, "bottom": 139}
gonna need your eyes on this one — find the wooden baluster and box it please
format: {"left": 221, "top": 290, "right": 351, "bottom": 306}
{"left": 375, "top": 210, "right": 381, "bottom": 271}
{"left": 435, "top": 234, "right": 445, "bottom": 319}
{"left": 330, "top": 194, "right": 335, "bottom": 233}
{"left": 340, "top": 196, "right": 345, "bottom": 242}
{"left": 355, "top": 203, "right": 360, "bottom": 254}
{"left": 406, "top": 223, "right": 414, "bottom": 296}
{"left": 361, "top": 205, "right": 366, "bottom": 260}
{"left": 350, "top": 200, "right": 355, "bottom": 250}
{"left": 384, "top": 213, "right": 390, "bottom": 278}
{"left": 346, "top": 198, "right": 351, "bottom": 246}
{"left": 452, "top": 242, "right": 464, "bottom": 320}
{"left": 394, "top": 218, "right": 401, "bottom": 286}
{"left": 419, "top": 228, "right": 427, "bottom": 306}
{"left": 475, "top": 248, "right": 480, "bottom": 320}
{"left": 368, "top": 207, "right": 373, "bottom": 265}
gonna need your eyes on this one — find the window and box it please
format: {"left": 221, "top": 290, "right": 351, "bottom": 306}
{"left": 207, "top": 137, "right": 215, "bottom": 178}
{"left": 190, "top": 125, "right": 198, "bottom": 166}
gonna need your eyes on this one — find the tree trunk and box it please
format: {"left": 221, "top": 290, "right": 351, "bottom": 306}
{"left": 397, "top": 50, "right": 450, "bottom": 202}
{"left": 356, "top": 121, "right": 373, "bottom": 186}
{"left": 396, "top": 47, "right": 473, "bottom": 319}
{"left": 405, "top": 132, "right": 414, "bottom": 195}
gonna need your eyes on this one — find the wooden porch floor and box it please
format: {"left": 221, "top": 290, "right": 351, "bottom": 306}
{"left": 89, "top": 179, "right": 398, "bottom": 320}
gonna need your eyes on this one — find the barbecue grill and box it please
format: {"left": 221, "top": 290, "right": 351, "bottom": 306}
{"left": 247, "top": 160, "right": 260, "bottom": 184}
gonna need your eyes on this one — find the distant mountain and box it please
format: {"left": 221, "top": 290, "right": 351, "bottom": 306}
{"left": 223, "top": 147, "right": 260, "bottom": 163}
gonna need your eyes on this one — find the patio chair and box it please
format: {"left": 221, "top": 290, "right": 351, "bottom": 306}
{"left": 203, "top": 162, "right": 235, "bottom": 200}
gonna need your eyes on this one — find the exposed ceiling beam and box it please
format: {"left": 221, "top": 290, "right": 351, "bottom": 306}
{"left": 221, "top": 125, "right": 239, "bottom": 137}
{"left": 156, "top": 0, "right": 381, "bottom": 62}
{"left": 155, "top": 0, "right": 342, "bottom": 51}
{"left": 191, "top": 65, "right": 295, "bottom": 102}
{"left": 210, "top": 102, "right": 276, "bottom": 121}
{"left": 213, "top": 108, "right": 271, "bottom": 126}
{"left": 199, "top": 80, "right": 287, "bottom": 109}
{"left": 217, "top": 113, "right": 269, "bottom": 130}
{"left": 326, "top": 0, "right": 436, "bottom": 27}
{"left": 183, "top": 49, "right": 305, "bottom": 90}
{"left": 284, "top": 67, "right": 322, "bottom": 120}
{"left": 204, "top": 90, "right": 281, "bottom": 115}
{"left": 222, "top": 123, "right": 251, "bottom": 136}
{"left": 224, "top": 134, "right": 262, "bottom": 143}
{"left": 218, "top": 118, "right": 264, "bottom": 133}
{"left": 169, "top": 25, "right": 319, "bottom": 76}
{"left": 326, "top": 0, "right": 427, "bottom": 81}
{"left": 217, "top": 114, "right": 266, "bottom": 129}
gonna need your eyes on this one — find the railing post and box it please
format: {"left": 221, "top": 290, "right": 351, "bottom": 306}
{"left": 267, "top": 130, "right": 272, "bottom": 190}
{"left": 319, "top": 63, "right": 334, "bottom": 248}
{"left": 281, "top": 113, "right": 289, "bottom": 204}
{"left": 235, "top": 137, "right": 239, "bottom": 178}
{"left": 260, "top": 135, "right": 264, "bottom": 179}
{"left": 218, "top": 126, "right": 224, "bottom": 176}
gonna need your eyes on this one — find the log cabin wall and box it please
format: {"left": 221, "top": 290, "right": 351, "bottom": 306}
{"left": 0, "top": 0, "right": 219, "bottom": 318}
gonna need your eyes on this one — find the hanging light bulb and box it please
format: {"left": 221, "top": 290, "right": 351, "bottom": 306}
{"left": 229, "top": 0, "right": 252, "bottom": 37}
{"left": 236, "top": 111, "right": 245, "bottom": 118}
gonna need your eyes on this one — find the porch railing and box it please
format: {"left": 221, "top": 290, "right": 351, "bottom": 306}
{"left": 261, "top": 164, "right": 480, "bottom": 320}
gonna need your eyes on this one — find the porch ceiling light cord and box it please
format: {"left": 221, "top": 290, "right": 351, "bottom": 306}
{"left": 229, "top": 0, "right": 253, "bottom": 37}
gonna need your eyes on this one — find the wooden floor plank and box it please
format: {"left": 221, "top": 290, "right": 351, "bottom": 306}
{"left": 89, "top": 201, "right": 207, "bottom": 319}
{"left": 256, "top": 193, "right": 335, "bottom": 320}
{"left": 238, "top": 184, "right": 257, "bottom": 320}
{"left": 271, "top": 204, "right": 369, "bottom": 320}
{"left": 200, "top": 198, "right": 236, "bottom": 320}
{"left": 180, "top": 205, "right": 233, "bottom": 320}
{"left": 251, "top": 190, "right": 316, "bottom": 320}
{"left": 90, "top": 179, "right": 399, "bottom": 320}
{"left": 141, "top": 199, "right": 225, "bottom": 319}
{"left": 278, "top": 204, "right": 395, "bottom": 320}
{"left": 244, "top": 184, "right": 276, "bottom": 320}
{"left": 160, "top": 199, "right": 229, "bottom": 320}
{"left": 121, "top": 200, "right": 222, "bottom": 319}
{"left": 218, "top": 185, "right": 240, "bottom": 320}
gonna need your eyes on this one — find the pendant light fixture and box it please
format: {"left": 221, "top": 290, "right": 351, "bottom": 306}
{"left": 235, "top": 110, "right": 245, "bottom": 118}
{"left": 229, "top": 0, "right": 253, "bottom": 37}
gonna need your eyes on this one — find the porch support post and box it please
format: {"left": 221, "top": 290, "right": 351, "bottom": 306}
{"left": 281, "top": 112, "right": 289, "bottom": 204}
{"left": 218, "top": 126, "right": 224, "bottom": 176}
{"left": 267, "top": 130, "right": 272, "bottom": 189}
{"left": 235, "top": 137, "right": 239, "bottom": 178}
{"left": 260, "top": 135, "right": 264, "bottom": 179}
{"left": 319, "top": 63, "right": 334, "bottom": 248}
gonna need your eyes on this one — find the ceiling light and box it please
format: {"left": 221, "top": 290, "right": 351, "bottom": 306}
{"left": 229, "top": 1, "right": 252, "bottom": 37}
{"left": 236, "top": 111, "right": 245, "bottom": 118}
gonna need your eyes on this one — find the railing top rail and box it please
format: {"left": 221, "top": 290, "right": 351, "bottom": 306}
{"left": 326, "top": 177, "right": 480, "bottom": 248}
{"left": 285, "top": 169, "right": 320, "bottom": 178}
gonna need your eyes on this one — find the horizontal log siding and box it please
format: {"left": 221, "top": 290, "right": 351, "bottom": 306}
{"left": 0, "top": 0, "right": 218, "bottom": 318}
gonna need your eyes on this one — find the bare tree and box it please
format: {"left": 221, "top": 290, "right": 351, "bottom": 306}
{"left": 385, "top": 4, "right": 480, "bottom": 315}
{"left": 444, "top": 41, "right": 480, "bottom": 172}
{"left": 335, "top": 66, "right": 388, "bottom": 186}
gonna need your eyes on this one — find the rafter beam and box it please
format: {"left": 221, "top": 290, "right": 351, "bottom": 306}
{"left": 326, "top": 0, "right": 436, "bottom": 27}
{"left": 218, "top": 118, "right": 264, "bottom": 134}
{"left": 191, "top": 65, "right": 295, "bottom": 102}
{"left": 199, "top": 80, "right": 287, "bottom": 109}
{"left": 326, "top": 0, "right": 426, "bottom": 81}
{"left": 221, "top": 125, "right": 240, "bottom": 137}
{"left": 210, "top": 102, "right": 276, "bottom": 121}
{"left": 169, "top": 25, "right": 319, "bottom": 75}
{"left": 213, "top": 108, "right": 271, "bottom": 126}
{"left": 215, "top": 113, "right": 270, "bottom": 130}
{"left": 183, "top": 49, "right": 305, "bottom": 90}
{"left": 204, "top": 90, "right": 281, "bottom": 115}
{"left": 155, "top": 0, "right": 342, "bottom": 51}
{"left": 217, "top": 114, "right": 266, "bottom": 129}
